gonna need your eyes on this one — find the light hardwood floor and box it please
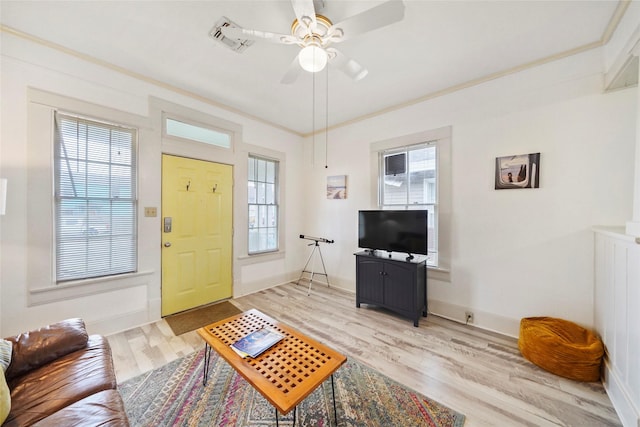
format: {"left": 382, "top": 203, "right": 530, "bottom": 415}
{"left": 107, "top": 282, "right": 621, "bottom": 427}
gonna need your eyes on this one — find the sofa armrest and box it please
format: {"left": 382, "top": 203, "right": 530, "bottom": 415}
{"left": 4, "top": 318, "right": 89, "bottom": 380}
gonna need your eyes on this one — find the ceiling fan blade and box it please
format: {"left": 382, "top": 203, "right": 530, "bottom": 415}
{"left": 221, "top": 26, "right": 298, "bottom": 45}
{"left": 328, "top": 0, "right": 405, "bottom": 42}
{"left": 327, "top": 48, "right": 368, "bottom": 81}
{"left": 281, "top": 54, "right": 304, "bottom": 84}
{"left": 291, "top": 0, "right": 317, "bottom": 32}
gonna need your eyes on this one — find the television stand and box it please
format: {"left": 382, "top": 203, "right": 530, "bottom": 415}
{"left": 354, "top": 251, "right": 427, "bottom": 327}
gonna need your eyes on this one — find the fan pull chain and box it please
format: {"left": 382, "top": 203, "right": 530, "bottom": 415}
{"left": 312, "top": 70, "right": 316, "bottom": 166}
{"left": 325, "top": 65, "right": 329, "bottom": 169}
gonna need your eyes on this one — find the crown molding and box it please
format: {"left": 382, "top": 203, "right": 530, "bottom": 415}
{"left": 302, "top": 0, "right": 632, "bottom": 138}
{"left": 601, "top": 0, "right": 632, "bottom": 45}
{"left": 0, "top": 24, "right": 303, "bottom": 137}
{"left": 1, "top": 1, "right": 631, "bottom": 138}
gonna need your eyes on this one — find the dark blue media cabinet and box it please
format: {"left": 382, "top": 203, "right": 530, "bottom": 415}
{"left": 354, "top": 251, "right": 427, "bottom": 327}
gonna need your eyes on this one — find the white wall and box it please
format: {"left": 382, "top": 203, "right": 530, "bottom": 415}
{"left": 604, "top": 0, "right": 640, "bottom": 236}
{"left": 1, "top": 17, "right": 637, "bottom": 342}
{"left": 303, "top": 47, "right": 637, "bottom": 337}
{"left": 0, "top": 31, "right": 306, "bottom": 337}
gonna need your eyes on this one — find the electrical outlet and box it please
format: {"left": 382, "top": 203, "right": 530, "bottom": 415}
{"left": 465, "top": 311, "right": 474, "bottom": 324}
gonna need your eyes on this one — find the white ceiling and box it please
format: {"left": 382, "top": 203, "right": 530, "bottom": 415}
{"left": 0, "top": 1, "right": 624, "bottom": 135}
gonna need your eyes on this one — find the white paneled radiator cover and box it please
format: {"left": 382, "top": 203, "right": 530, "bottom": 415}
{"left": 594, "top": 227, "right": 640, "bottom": 427}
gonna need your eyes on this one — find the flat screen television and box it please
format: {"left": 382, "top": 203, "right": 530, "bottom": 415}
{"left": 358, "top": 210, "right": 428, "bottom": 258}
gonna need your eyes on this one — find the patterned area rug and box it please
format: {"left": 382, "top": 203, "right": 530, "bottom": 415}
{"left": 120, "top": 349, "right": 465, "bottom": 426}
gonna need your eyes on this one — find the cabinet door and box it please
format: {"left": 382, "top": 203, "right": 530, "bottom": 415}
{"left": 383, "top": 262, "right": 416, "bottom": 314}
{"left": 357, "top": 259, "right": 384, "bottom": 304}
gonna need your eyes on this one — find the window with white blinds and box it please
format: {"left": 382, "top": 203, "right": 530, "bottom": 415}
{"left": 54, "top": 113, "right": 138, "bottom": 282}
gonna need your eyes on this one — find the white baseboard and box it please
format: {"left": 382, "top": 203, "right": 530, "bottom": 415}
{"left": 87, "top": 309, "right": 151, "bottom": 336}
{"left": 301, "top": 280, "right": 355, "bottom": 295}
{"left": 602, "top": 359, "right": 640, "bottom": 427}
{"left": 92, "top": 287, "right": 520, "bottom": 339}
{"left": 428, "top": 298, "right": 520, "bottom": 338}
{"left": 233, "top": 271, "right": 300, "bottom": 298}
{"left": 148, "top": 297, "right": 161, "bottom": 322}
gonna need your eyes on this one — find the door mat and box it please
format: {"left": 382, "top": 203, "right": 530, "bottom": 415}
{"left": 165, "top": 301, "right": 242, "bottom": 336}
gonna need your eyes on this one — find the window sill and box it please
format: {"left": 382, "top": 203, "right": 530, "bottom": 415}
{"left": 427, "top": 265, "right": 450, "bottom": 282}
{"left": 237, "top": 250, "right": 286, "bottom": 265}
{"left": 29, "top": 270, "right": 154, "bottom": 306}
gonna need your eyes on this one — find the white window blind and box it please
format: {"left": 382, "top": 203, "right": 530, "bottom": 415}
{"left": 248, "top": 155, "right": 279, "bottom": 254}
{"left": 54, "top": 112, "right": 137, "bottom": 282}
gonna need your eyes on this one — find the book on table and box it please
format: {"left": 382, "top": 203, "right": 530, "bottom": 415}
{"left": 231, "top": 327, "right": 285, "bottom": 358}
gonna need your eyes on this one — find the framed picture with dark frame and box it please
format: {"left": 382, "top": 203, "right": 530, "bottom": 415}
{"left": 495, "top": 153, "right": 540, "bottom": 189}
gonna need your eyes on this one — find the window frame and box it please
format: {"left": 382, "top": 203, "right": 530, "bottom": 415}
{"left": 370, "top": 127, "right": 451, "bottom": 278}
{"left": 233, "top": 141, "right": 287, "bottom": 266}
{"left": 26, "top": 88, "right": 150, "bottom": 307}
{"left": 53, "top": 112, "right": 138, "bottom": 282}
{"left": 247, "top": 154, "right": 280, "bottom": 255}
{"left": 379, "top": 142, "right": 439, "bottom": 266}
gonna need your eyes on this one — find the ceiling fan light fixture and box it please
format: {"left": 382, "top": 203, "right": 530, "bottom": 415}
{"left": 298, "top": 45, "right": 328, "bottom": 73}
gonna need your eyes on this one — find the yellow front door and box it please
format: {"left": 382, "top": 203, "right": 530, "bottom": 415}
{"left": 161, "top": 154, "right": 233, "bottom": 316}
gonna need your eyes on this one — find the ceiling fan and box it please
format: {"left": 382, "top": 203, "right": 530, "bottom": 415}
{"left": 221, "top": 0, "right": 405, "bottom": 84}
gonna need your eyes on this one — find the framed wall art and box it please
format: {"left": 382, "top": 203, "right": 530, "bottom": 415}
{"left": 327, "top": 175, "right": 347, "bottom": 199}
{"left": 495, "top": 153, "right": 540, "bottom": 190}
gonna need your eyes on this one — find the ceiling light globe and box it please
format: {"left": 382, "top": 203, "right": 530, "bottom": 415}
{"left": 298, "top": 45, "right": 328, "bottom": 73}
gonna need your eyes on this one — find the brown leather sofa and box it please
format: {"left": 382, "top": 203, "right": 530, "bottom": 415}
{"left": 2, "top": 318, "right": 129, "bottom": 426}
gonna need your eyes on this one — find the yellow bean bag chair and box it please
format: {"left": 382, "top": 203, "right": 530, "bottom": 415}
{"left": 518, "top": 317, "right": 603, "bottom": 382}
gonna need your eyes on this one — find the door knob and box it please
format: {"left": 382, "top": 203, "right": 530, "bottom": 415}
{"left": 164, "top": 242, "right": 171, "bottom": 247}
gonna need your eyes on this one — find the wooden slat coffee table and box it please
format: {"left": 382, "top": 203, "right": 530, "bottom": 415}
{"left": 197, "top": 309, "right": 347, "bottom": 426}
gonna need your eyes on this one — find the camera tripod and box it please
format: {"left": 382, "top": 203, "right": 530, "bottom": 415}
{"left": 296, "top": 235, "right": 332, "bottom": 295}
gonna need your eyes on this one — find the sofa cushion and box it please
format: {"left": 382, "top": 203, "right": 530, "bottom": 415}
{"left": 0, "top": 339, "right": 11, "bottom": 371}
{"left": 4, "top": 335, "right": 117, "bottom": 427}
{"left": 0, "top": 337, "right": 12, "bottom": 423}
{"left": 0, "top": 368, "right": 10, "bottom": 424}
{"left": 31, "top": 390, "right": 129, "bottom": 427}
{"left": 5, "top": 318, "right": 88, "bottom": 380}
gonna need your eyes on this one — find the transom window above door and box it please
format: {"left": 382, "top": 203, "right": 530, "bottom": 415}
{"left": 164, "top": 117, "right": 231, "bottom": 149}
